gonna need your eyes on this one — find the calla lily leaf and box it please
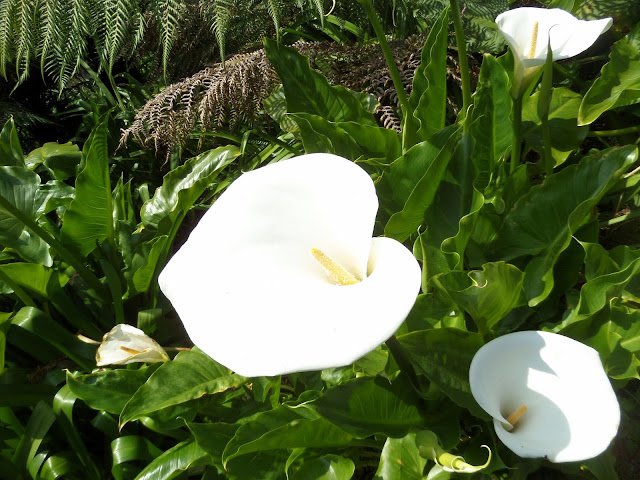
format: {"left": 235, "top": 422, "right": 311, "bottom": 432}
{"left": 96, "top": 324, "right": 170, "bottom": 366}
{"left": 159, "top": 153, "right": 421, "bottom": 377}
{"left": 469, "top": 331, "right": 620, "bottom": 463}
{"left": 495, "top": 8, "right": 612, "bottom": 95}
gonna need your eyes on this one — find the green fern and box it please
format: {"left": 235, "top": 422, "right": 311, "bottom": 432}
{"left": 0, "top": 0, "right": 17, "bottom": 79}
{"left": 201, "top": 0, "right": 234, "bottom": 63}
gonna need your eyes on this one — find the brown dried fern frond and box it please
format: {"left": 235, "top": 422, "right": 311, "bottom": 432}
{"left": 120, "top": 48, "right": 278, "bottom": 153}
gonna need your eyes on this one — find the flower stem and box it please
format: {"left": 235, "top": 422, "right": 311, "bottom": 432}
{"left": 0, "top": 194, "right": 107, "bottom": 300}
{"left": 510, "top": 95, "right": 523, "bottom": 175}
{"left": 385, "top": 335, "right": 420, "bottom": 389}
{"left": 358, "top": 0, "right": 418, "bottom": 149}
{"left": 588, "top": 125, "right": 640, "bottom": 137}
{"left": 450, "top": 0, "right": 471, "bottom": 120}
{"left": 599, "top": 208, "right": 640, "bottom": 227}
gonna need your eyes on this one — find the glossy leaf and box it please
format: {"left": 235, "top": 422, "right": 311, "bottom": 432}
{"left": 373, "top": 433, "right": 427, "bottom": 480}
{"left": 0, "top": 167, "right": 41, "bottom": 244}
{"left": 398, "top": 328, "right": 487, "bottom": 419}
{"left": 12, "top": 401, "right": 55, "bottom": 471}
{"left": 0, "top": 118, "right": 24, "bottom": 167}
{"left": 140, "top": 146, "right": 240, "bottom": 229}
{"left": 469, "top": 54, "right": 512, "bottom": 189}
{"left": 292, "top": 455, "right": 355, "bottom": 480}
{"left": 410, "top": 6, "right": 449, "bottom": 140}
{"left": 120, "top": 349, "right": 247, "bottom": 426}
{"left": 111, "top": 435, "right": 162, "bottom": 480}
{"left": 433, "top": 262, "right": 526, "bottom": 334}
{"left": 134, "top": 440, "right": 209, "bottom": 480}
{"left": 222, "top": 405, "right": 353, "bottom": 465}
{"left": 25, "top": 142, "right": 82, "bottom": 181}
{"left": 309, "top": 375, "right": 423, "bottom": 438}
{"left": 579, "top": 23, "right": 640, "bottom": 125}
{"left": 264, "top": 39, "right": 377, "bottom": 126}
{"left": 60, "top": 121, "right": 113, "bottom": 256}
{"left": 67, "top": 366, "right": 158, "bottom": 415}
{"left": 487, "top": 146, "right": 637, "bottom": 305}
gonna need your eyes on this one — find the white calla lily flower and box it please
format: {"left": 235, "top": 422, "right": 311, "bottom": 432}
{"left": 158, "top": 153, "right": 421, "bottom": 377}
{"left": 469, "top": 331, "right": 620, "bottom": 463}
{"left": 96, "top": 324, "right": 170, "bottom": 366}
{"left": 495, "top": 8, "right": 612, "bottom": 95}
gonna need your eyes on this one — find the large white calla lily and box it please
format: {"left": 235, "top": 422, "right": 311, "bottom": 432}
{"left": 469, "top": 331, "right": 620, "bottom": 463}
{"left": 496, "top": 8, "right": 612, "bottom": 95}
{"left": 159, "top": 153, "right": 421, "bottom": 377}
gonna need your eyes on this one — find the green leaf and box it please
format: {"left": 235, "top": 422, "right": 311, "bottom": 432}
{"left": 0, "top": 167, "right": 40, "bottom": 245}
{"left": 0, "top": 312, "right": 10, "bottom": 372}
{"left": 398, "top": 328, "right": 487, "bottom": 419}
{"left": 140, "top": 146, "right": 240, "bottom": 229}
{"left": 0, "top": 118, "right": 24, "bottom": 167}
{"left": 522, "top": 88, "right": 588, "bottom": 166}
{"left": 373, "top": 433, "right": 427, "bottom": 480}
{"left": 120, "top": 349, "right": 247, "bottom": 426}
{"left": 111, "top": 435, "right": 162, "bottom": 480}
{"left": 12, "top": 401, "right": 55, "bottom": 471}
{"left": 25, "top": 142, "right": 82, "bottom": 181}
{"left": 291, "top": 455, "right": 355, "bottom": 480}
{"left": 125, "top": 236, "right": 168, "bottom": 297}
{"left": 222, "top": 405, "right": 353, "bottom": 465}
{"left": 579, "top": 23, "right": 640, "bottom": 125}
{"left": 134, "top": 440, "right": 209, "bottom": 480}
{"left": 487, "top": 146, "right": 637, "bottom": 305}
{"left": 409, "top": 6, "right": 449, "bottom": 140}
{"left": 67, "top": 366, "right": 158, "bottom": 415}
{"left": 60, "top": 121, "right": 113, "bottom": 256}
{"left": 469, "top": 54, "right": 512, "bottom": 189}
{"left": 433, "top": 262, "right": 526, "bottom": 335}
{"left": 263, "top": 39, "right": 377, "bottom": 126}
{"left": 309, "top": 375, "right": 424, "bottom": 438}
{"left": 385, "top": 129, "right": 461, "bottom": 242}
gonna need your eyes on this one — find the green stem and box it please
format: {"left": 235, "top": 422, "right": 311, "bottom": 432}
{"left": 599, "top": 209, "right": 640, "bottom": 227}
{"left": 541, "top": 115, "right": 553, "bottom": 176}
{"left": 450, "top": 0, "right": 471, "bottom": 121}
{"left": 0, "top": 195, "right": 107, "bottom": 300}
{"left": 385, "top": 335, "right": 420, "bottom": 389}
{"left": 510, "top": 95, "right": 523, "bottom": 175}
{"left": 0, "top": 268, "right": 36, "bottom": 307}
{"left": 358, "top": 0, "right": 418, "bottom": 149}
{"left": 588, "top": 125, "right": 640, "bottom": 137}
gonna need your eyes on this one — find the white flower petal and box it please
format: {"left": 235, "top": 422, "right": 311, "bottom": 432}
{"left": 159, "top": 154, "right": 421, "bottom": 377}
{"left": 96, "top": 324, "right": 170, "bottom": 366}
{"left": 469, "top": 331, "right": 620, "bottom": 462}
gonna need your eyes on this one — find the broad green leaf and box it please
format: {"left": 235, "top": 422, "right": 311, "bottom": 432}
{"left": 433, "top": 262, "right": 526, "bottom": 335}
{"left": 0, "top": 118, "right": 24, "bottom": 167}
{"left": 61, "top": 121, "right": 113, "bottom": 256}
{"left": 385, "top": 129, "right": 461, "bottom": 242}
{"left": 111, "top": 435, "right": 162, "bottom": 480}
{"left": 309, "top": 374, "right": 423, "bottom": 438}
{"left": 0, "top": 167, "right": 40, "bottom": 244}
{"left": 67, "top": 366, "right": 158, "bottom": 415}
{"left": 125, "top": 235, "right": 168, "bottom": 297}
{"left": 222, "top": 405, "right": 353, "bottom": 465}
{"left": 398, "top": 328, "right": 487, "bottom": 419}
{"left": 25, "top": 142, "right": 82, "bottom": 181}
{"left": 374, "top": 433, "right": 427, "bottom": 480}
{"left": 410, "top": 6, "right": 449, "bottom": 140}
{"left": 522, "top": 88, "right": 588, "bottom": 166}
{"left": 263, "top": 39, "right": 377, "bottom": 126}
{"left": 140, "top": 146, "right": 240, "bottom": 229}
{"left": 12, "top": 401, "right": 55, "bottom": 471}
{"left": 579, "top": 23, "right": 640, "bottom": 125}
{"left": 487, "top": 146, "right": 637, "bottom": 305}
{"left": 120, "top": 349, "right": 247, "bottom": 426}
{"left": 188, "top": 421, "right": 239, "bottom": 465}
{"left": 469, "top": 54, "right": 512, "bottom": 189}
{"left": 134, "top": 440, "right": 209, "bottom": 480}
{"left": 11, "top": 306, "right": 95, "bottom": 370}
{"left": 35, "top": 180, "right": 75, "bottom": 215}
{"left": 292, "top": 455, "right": 355, "bottom": 480}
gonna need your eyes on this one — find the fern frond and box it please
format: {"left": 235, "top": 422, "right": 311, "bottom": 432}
{"left": 14, "top": 0, "right": 37, "bottom": 83}
{"left": 154, "top": 0, "right": 183, "bottom": 79}
{"left": 264, "top": 0, "right": 283, "bottom": 43}
{"left": 104, "top": 0, "right": 135, "bottom": 74}
{"left": 0, "top": 0, "right": 18, "bottom": 79}
{"left": 200, "top": 0, "right": 234, "bottom": 63}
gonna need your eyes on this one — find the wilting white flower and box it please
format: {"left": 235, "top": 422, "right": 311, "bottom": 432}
{"left": 96, "top": 324, "right": 170, "bottom": 366}
{"left": 469, "top": 331, "right": 620, "bottom": 462}
{"left": 495, "top": 8, "right": 612, "bottom": 95}
{"left": 159, "top": 153, "right": 421, "bottom": 377}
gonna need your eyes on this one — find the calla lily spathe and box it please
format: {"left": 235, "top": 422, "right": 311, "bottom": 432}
{"left": 495, "top": 8, "right": 612, "bottom": 95}
{"left": 96, "top": 324, "right": 170, "bottom": 366}
{"left": 159, "top": 153, "right": 421, "bottom": 377}
{"left": 469, "top": 331, "right": 620, "bottom": 463}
